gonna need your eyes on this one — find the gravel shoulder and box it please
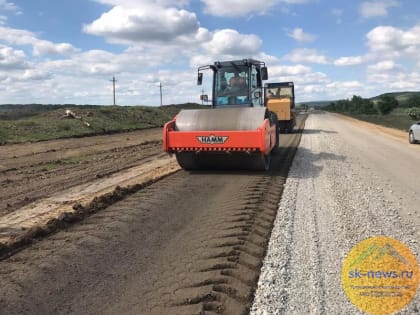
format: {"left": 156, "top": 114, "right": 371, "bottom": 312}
{"left": 252, "top": 111, "right": 419, "bottom": 314}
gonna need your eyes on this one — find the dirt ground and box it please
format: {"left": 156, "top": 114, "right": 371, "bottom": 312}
{"left": 0, "top": 117, "right": 306, "bottom": 314}
{"left": 0, "top": 128, "right": 164, "bottom": 215}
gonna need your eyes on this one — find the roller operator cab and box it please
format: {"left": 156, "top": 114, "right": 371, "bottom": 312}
{"left": 265, "top": 82, "right": 296, "bottom": 133}
{"left": 163, "top": 59, "right": 279, "bottom": 171}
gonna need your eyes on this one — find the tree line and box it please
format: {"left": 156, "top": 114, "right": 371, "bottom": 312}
{"left": 324, "top": 94, "right": 420, "bottom": 120}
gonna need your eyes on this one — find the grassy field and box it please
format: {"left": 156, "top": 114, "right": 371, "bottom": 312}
{"left": 0, "top": 104, "right": 204, "bottom": 144}
{"left": 1, "top": 101, "right": 416, "bottom": 145}
{"left": 346, "top": 108, "right": 415, "bottom": 131}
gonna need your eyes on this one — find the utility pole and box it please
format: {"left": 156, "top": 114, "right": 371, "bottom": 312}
{"left": 110, "top": 76, "right": 117, "bottom": 105}
{"left": 159, "top": 81, "right": 163, "bottom": 106}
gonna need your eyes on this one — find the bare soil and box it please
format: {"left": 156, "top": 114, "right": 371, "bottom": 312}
{"left": 0, "top": 117, "right": 306, "bottom": 314}
{"left": 0, "top": 128, "right": 164, "bottom": 215}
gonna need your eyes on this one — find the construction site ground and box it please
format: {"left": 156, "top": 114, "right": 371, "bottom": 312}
{"left": 0, "top": 112, "right": 419, "bottom": 314}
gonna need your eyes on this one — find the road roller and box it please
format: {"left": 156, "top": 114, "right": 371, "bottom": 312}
{"left": 163, "top": 59, "right": 279, "bottom": 170}
{"left": 265, "top": 82, "right": 296, "bottom": 133}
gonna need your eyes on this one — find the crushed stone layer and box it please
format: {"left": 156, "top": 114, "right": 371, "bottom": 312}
{"left": 252, "top": 112, "right": 419, "bottom": 315}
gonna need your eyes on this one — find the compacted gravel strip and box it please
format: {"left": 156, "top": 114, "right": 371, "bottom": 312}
{"left": 251, "top": 112, "right": 419, "bottom": 315}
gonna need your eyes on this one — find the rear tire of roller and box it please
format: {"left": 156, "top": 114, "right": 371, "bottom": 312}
{"left": 250, "top": 153, "right": 271, "bottom": 171}
{"left": 175, "top": 152, "right": 199, "bottom": 170}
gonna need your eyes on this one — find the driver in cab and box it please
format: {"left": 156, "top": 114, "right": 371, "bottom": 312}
{"left": 225, "top": 72, "right": 247, "bottom": 94}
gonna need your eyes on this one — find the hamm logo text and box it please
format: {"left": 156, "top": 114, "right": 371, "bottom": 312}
{"left": 196, "top": 135, "right": 229, "bottom": 145}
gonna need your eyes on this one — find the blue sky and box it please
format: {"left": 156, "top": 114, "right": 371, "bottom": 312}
{"left": 0, "top": 0, "right": 419, "bottom": 105}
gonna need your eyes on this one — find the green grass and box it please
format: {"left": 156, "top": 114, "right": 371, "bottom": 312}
{"left": 346, "top": 108, "right": 415, "bottom": 131}
{"left": 0, "top": 103, "right": 203, "bottom": 144}
{"left": 370, "top": 91, "right": 420, "bottom": 106}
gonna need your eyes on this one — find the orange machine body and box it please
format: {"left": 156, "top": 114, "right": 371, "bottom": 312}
{"left": 163, "top": 117, "right": 276, "bottom": 156}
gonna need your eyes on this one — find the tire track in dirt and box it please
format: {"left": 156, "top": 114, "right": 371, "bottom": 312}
{"left": 0, "top": 141, "right": 163, "bottom": 214}
{"left": 0, "top": 116, "right": 306, "bottom": 315}
{"left": 0, "top": 128, "right": 162, "bottom": 168}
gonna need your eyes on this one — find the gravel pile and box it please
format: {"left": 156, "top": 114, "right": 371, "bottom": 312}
{"left": 251, "top": 112, "right": 419, "bottom": 315}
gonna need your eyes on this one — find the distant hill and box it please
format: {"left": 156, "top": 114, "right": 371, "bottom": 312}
{"left": 298, "top": 91, "right": 420, "bottom": 108}
{"left": 297, "top": 100, "right": 334, "bottom": 108}
{"left": 369, "top": 91, "right": 420, "bottom": 105}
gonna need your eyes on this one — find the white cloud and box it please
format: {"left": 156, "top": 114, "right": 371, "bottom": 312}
{"left": 200, "top": 0, "right": 313, "bottom": 17}
{"left": 84, "top": 4, "right": 208, "bottom": 45}
{"left": 287, "top": 28, "right": 316, "bottom": 43}
{"left": 189, "top": 54, "right": 215, "bottom": 68}
{"left": 0, "top": 0, "right": 21, "bottom": 13}
{"left": 264, "top": 64, "right": 331, "bottom": 101}
{"left": 279, "top": 0, "right": 312, "bottom": 3}
{"left": 206, "top": 29, "right": 262, "bottom": 55}
{"left": 0, "top": 26, "right": 78, "bottom": 56}
{"left": 284, "top": 48, "right": 328, "bottom": 64}
{"left": 367, "top": 60, "right": 397, "bottom": 72}
{"left": 189, "top": 29, "right": 267, "bottom": 71}
{"left": 327, "top": 80, "right": 363, "bottom": 91}
{"left": 21, "top": 69, "right": 52, "bottom": 81}
{"left": 1, "top": 0, "right": 416, "bottom": 105}
{"left": 359, "top": 0, "right": 398, "bottom": 18}
{"left": 201, "top": 0, "right": 277, "bottom": 17}
{"left": 326, "top": 81, "right": 365, "bottom": 99}
{"left": 270, "top": 64, "right": 312, "bottom": 76}
{"left": 0, "top": 26, "right": 36, "bottom": 45}
{"left": 0, "top": 45, "right": 27, "bottom": 69}
{"left": 367, "top": 71, "right": 420, "bottom": 91}
{"left": 41, "top": 48, "right": 168, "bottom": 77}
{"left": 33, "top": 41, "right": 78, "bottom": 56}
{"left": 366, "top": 25, "right": 420, "bottom": 57}
{"left": 334, "top": 56, "right": 365, "bottom": 66}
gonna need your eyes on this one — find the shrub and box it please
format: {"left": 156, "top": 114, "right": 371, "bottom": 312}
{"left": 406, "top": 95, "right": 420, "bottom": 108}
{"left": 407, "top": 107, "right": 420, "bottom": 120}
{"left": 377, "top": 95, "right": 398, "bottom": 115}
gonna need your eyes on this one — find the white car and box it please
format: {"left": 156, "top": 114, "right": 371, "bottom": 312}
{"left": 409, "top": 121, "right": 420, "bottom": 144}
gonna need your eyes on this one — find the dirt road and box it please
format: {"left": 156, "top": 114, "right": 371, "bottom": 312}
{"left": 252, "top": 111, "right": 419, "bottom": 314}
{"left": 0, "top": 128, "right": 163, "bottom": 215}
{"left": 0, "top": 117, "right": 305, "bottom": 314}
